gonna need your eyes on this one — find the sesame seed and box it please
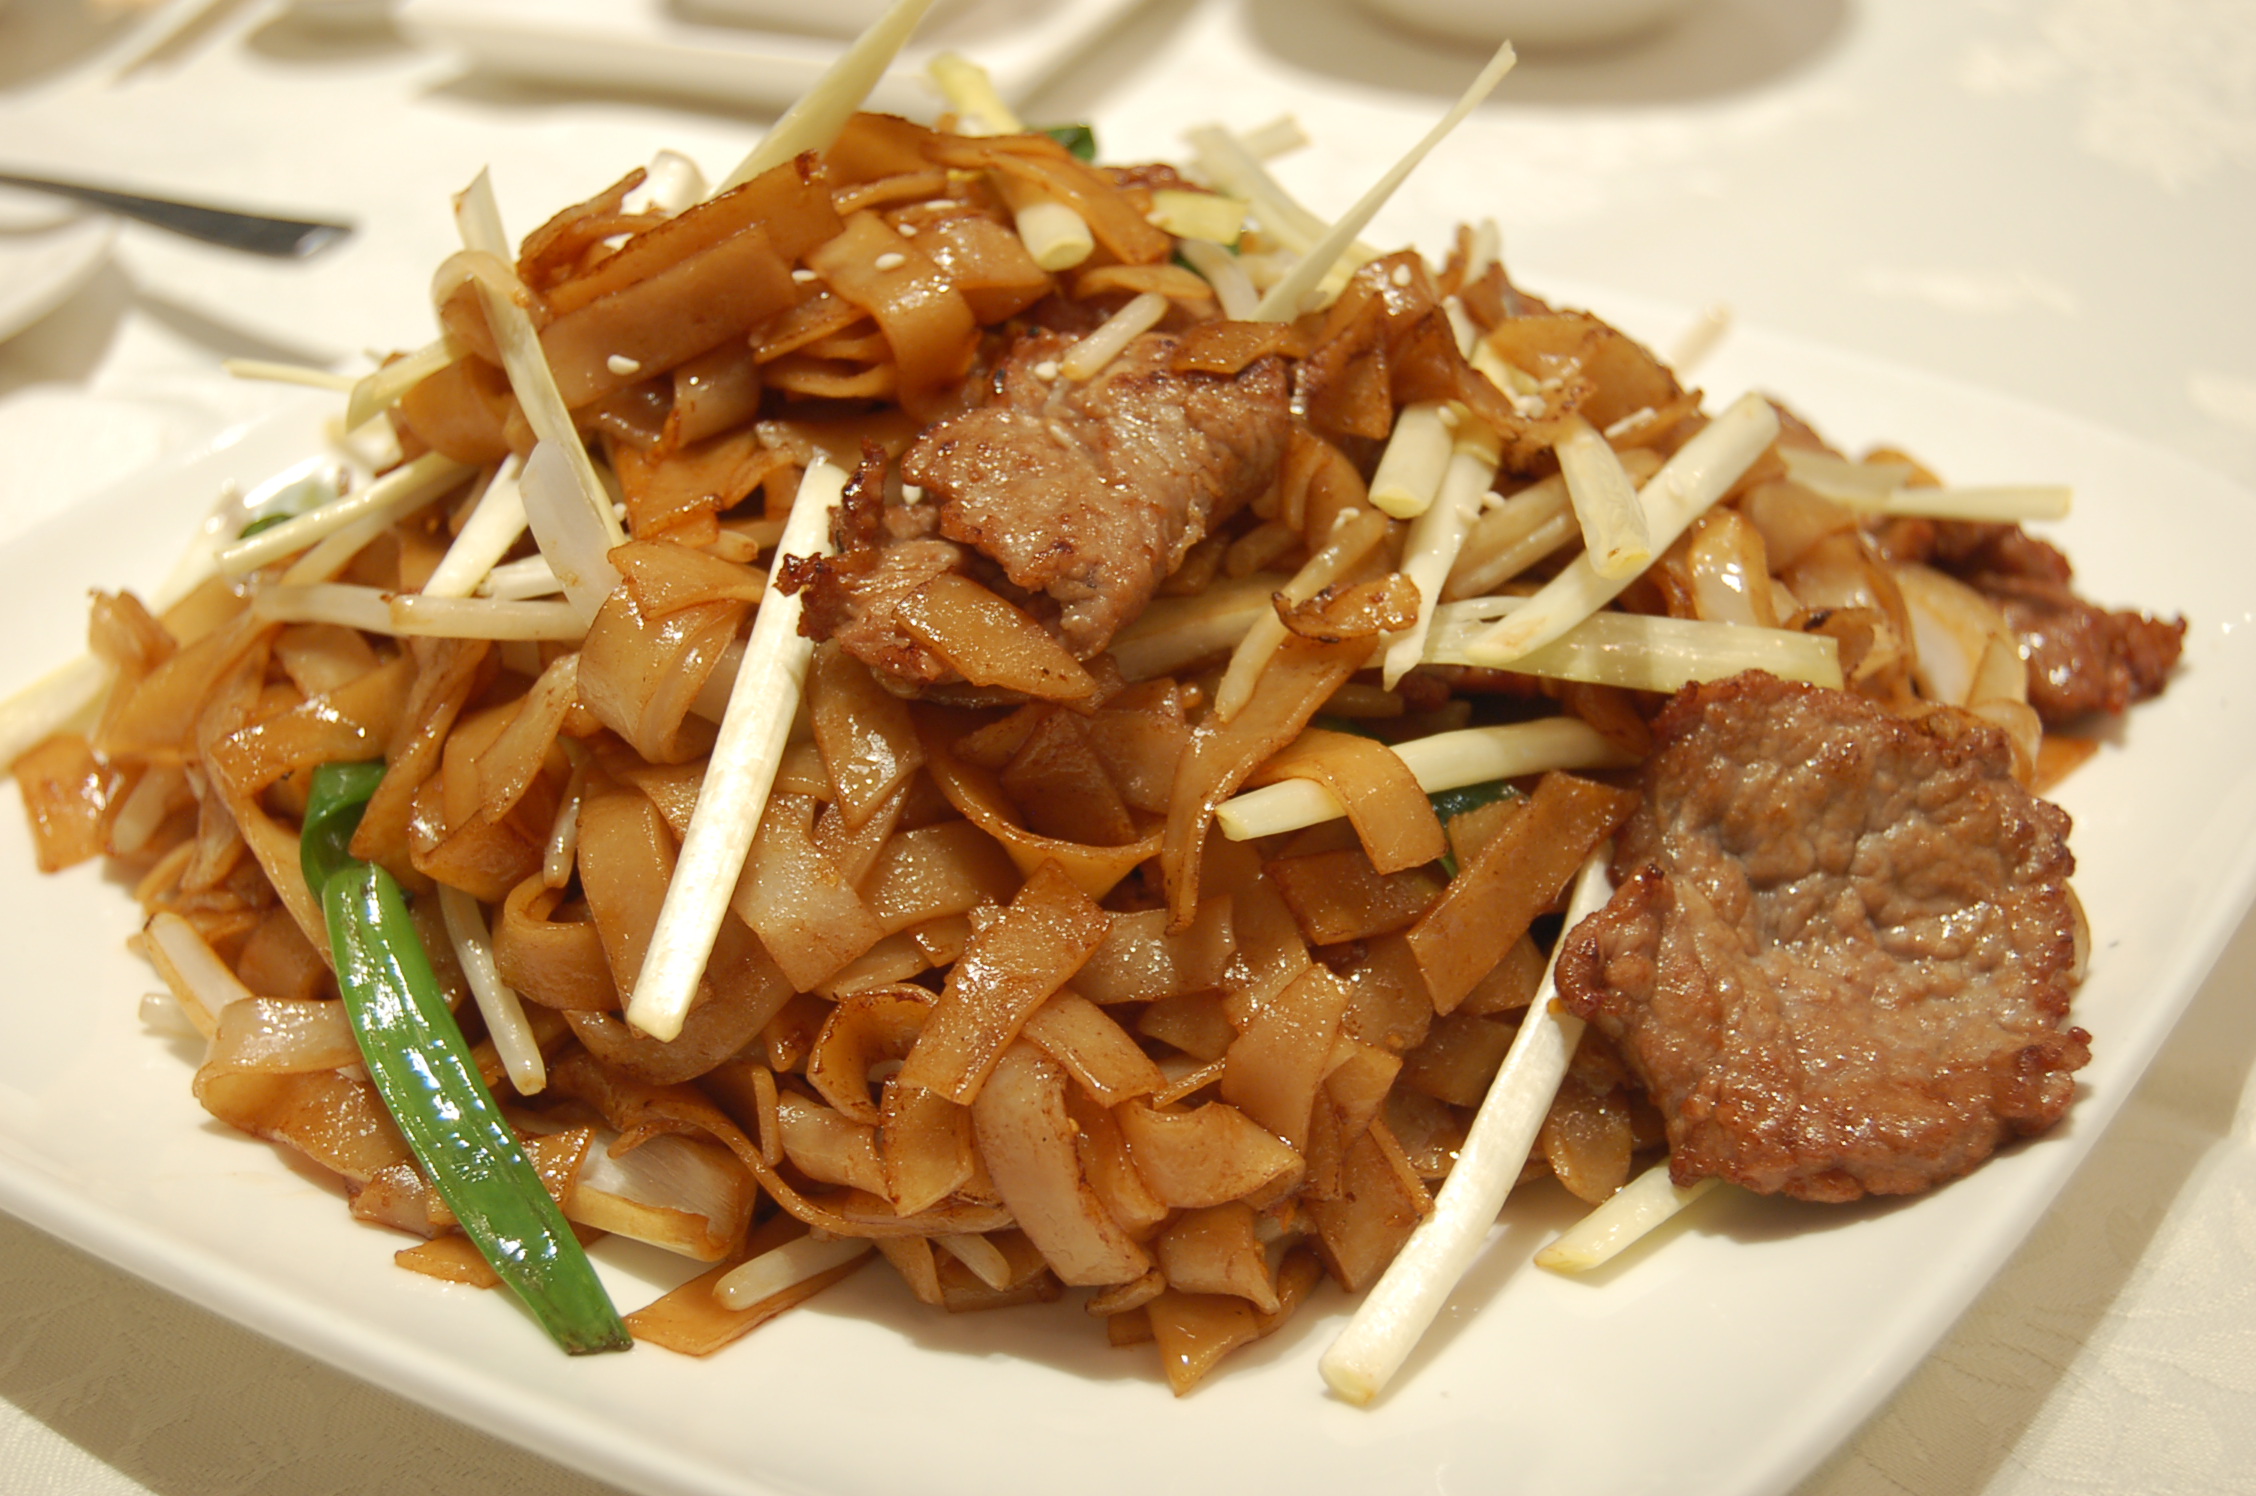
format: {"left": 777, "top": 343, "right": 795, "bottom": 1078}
{"left": 1033, "top": 360, "right": 1060, "bottom": 380}
{"left": 1390, "top": 264, "right": 1412, "bottom": 287}
{"left": 791, "top": 268, "right": 818, "bottom": 283}
{"left": 606, "top": 355, "right": 642, "bottom": 376}
{"left": 874, "top": 252, "right": 907, "bottom": 271}
{"left": 901, "top": 483, "right": 925, "bottom": 504}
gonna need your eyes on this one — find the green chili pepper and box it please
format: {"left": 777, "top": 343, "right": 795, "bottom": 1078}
{"left": 1429, "top": 779, "right": 1521, "bottom": 879}
{"left": 303, "top": 762, "right": 630, "bottom": 1356}
{"left": 1044, "top": 122, "right": 1097, "bottom": 161}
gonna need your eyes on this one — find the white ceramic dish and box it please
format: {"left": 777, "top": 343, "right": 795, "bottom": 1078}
{"left": 0, "top": 319, "right": 2251, "bottom": 1496}
{"left": 0, "top": 193, "right": 115, "bottom": 344}
{"left": 398, "top": 0, "right": 1146, "bottom": 113}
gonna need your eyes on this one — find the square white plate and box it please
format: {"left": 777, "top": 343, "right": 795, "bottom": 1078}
{"left": 0, "top": 311, "right": 2251, "bottom": 1496}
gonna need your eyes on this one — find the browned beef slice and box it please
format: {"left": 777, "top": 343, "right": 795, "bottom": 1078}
{"left": 791, "top": 537, "right": 966, "bottom": 688}
{"left": 900, "top": 330, "right": 1290, "bottom": 658}
{"left": 1554, "top": 671, "right": 2090, "bottom": 1203}
{"left": 1977, "top": 574, "right": 2185, "bottom": 725}
{"left": 1871, "top": 518, "right": 2183, "bottom": 725}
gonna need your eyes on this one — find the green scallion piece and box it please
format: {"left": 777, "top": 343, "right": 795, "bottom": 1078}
{"left": 303, "top": 762, "right": 630, "bottom": 1355}
{"left": 1044, "top": 123, "right": 1097, "bottom": 161}
{"left": 1429, "top": 778, "right": 1521, "bottom": 879}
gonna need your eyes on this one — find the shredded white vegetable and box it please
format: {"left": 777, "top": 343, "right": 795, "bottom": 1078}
{"left": 423, "top": 454, "right": 530, "bottom": 601}
{"left": 1146, "top": 189, "right": 1248, "bottom": 244}
{"left": 626, "top": 457, "right": 849, "bottom": 1043}
{"left": 1534, "top": 1163, "right": 1721, "bottom": 1273}
{"left": 1174, "top": 238, "right": 1259, "bottom": 320}
{"left": 638, "top": 149, "right": 709, "bottom": 214}
{"left": 1874, "top": 484, "right": 2072, "bottom": 523}
{"left": 388, "top": 593, "right": 584, "bottom": 640}
{"left": 221, "top": 359, "right": 355, "bottom": 391}
{"left": 1108, "top": 574, "right": 1276, "bottom": 681}
{"left": 1214, "top": 718, "right": 1631, "bottom": 841}
{"left": 478, "top": 554, "right": 564, "bottom": 602}
{"left": 543, "top": 751, "right": 590, "bottom": 888}
{"left": 143, "top": 910, "right": 255, "bottom": 1032}
{"left": 937, "top": 1232, "right": 1013, "bottom": 1289}
{"left": 518, "top": 439, "right": 623, "bottom": 628}
{"left": 1377, "top": 317, "right": 1504, "bottom": 683}
{"left": 1238, "top": 114, "right": 1309, "bottom": 161}
{"left": 453, "top": 175, "right": 627, "bottom": 555}
{"left": 1554, "top": 413, "right": 1652, "bottom": 578}
{"left": 217, "top": 451, "right": 467, "bottom": 578}
{"left": 1213, "top": 508, "right": 1389, "bottom": 721}
{"left": 1778, "top": 448, "right": 1911, "bottom": 503}
{"left": 1425, "top": 598, "right": 1844, "bottom": 694}
{"left": 138, "top": 990, "right": 200, "bottom": 1042}
{"left": 1367, "top": 402, "right": 1456, "bottom": 520}
{"left": 1007, "top": 193, "right": 1097, "bottom": 271}
{"left": 925, "top": 51, "right": 1014, "bottom": 133}
{"left": 1370, "top": 299, "right": 1482, "bottom": 522}
{"left": 1182, "top": 123, "right": 1336, "bottom": 259}
{"left": 1059, "top": 292, "right": 1169, "bottom": 380}
{"left": 1381, "top": 420, "right": 1497, "bottom": 687}
{"left": 714, "top": 1234, "right": 873, "bottom": 1311}
{"left": 345, "top": 337, "right": 452, "bottom": 430}
{"left": 1776, "top": 448, "right": 2071, "bottom": 522}
{"left": 1666, "top": 302, "right": 1732, "bottom": 375}
{"left": 926, "top": 51, "right": 1095, "bottom": 270}
{"left": 1462, "top": 391, "right": 1780, "bottom": 665}
{"left": 1441, "top": 473, "right": 1576, "bottom": 600}
{"left": 440, "top": 885, "right": 545, "bottom": 1096}
{"left": 1252, "top": 40, "right": 1516, "bottom": 322}
{"left": 280, "top": 500, "right": 406, "bottom": 587}
{"left": 2, "top": 466, "right": 292, "bottom": 770}
{"left": 249, "top": 583, "right": 391, "bottom": 633}
{"left": 0, "top": 655, "right": 112, "bottom": 772}
{"left": 248, "top": 584, "right": 583, "bottom": 641}
{"left": 1319, "top": 853, "right": 1616, "bottom": 1406}
{"left": 720, "top": 0, "right": 939, "bottom": 191}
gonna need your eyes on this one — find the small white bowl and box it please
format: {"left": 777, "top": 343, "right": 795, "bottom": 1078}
{"left": 1355, "top": 0, "right": 1692, "bottom": 51}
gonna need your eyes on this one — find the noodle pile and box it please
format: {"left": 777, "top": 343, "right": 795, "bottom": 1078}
{"left": 8, "top": 103, "right": 2166, "bottom": 1394}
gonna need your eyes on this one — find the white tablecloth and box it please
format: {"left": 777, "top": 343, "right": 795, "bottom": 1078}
{"left": 1, "top": 0, "right": 2251, "bottom": 1490}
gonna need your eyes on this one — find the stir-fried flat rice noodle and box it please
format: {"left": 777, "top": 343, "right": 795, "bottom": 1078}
{"left": 9, "top": 64, "right": 2186, "bottom": 1399}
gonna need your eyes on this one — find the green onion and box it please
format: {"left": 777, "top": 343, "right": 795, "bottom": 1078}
{"left": 1044, "top": 123, "right": 1097, "bottom": 160}
{"left": 1429, "top": 778, "right": 1520, "bottom": 879}
{"left": 1311, "top": 713, "right": 1386, "bottom": 740}
{"left": 303, "top": 762, "right": 630, "bottom": 1355}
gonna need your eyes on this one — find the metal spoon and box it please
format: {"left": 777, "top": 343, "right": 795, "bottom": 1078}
{"left": 0, "top": 171, "right": 351, "bottom": 259}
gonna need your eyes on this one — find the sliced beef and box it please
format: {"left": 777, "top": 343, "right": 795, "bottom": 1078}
{"left": 792, "top": 536, "right": 967, "bottom": 689}
{"left": 1554, "top": 671, "right": 2089, "bottom": 1204}
{"left": 901, "top": 329, "right": 1291, "bottom": 659}
{"left": 1873, "top": 517, "right": 2185, "bottom": 725}
{"left": 781, "top": 443, "right": 967, "bottom": 688}
{"left": 1977, "top": 575, "right": 2184, "bottom": 724}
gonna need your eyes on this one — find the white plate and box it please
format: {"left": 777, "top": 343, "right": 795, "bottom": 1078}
{"left": 0, "top": 193, "right": 114, "bottom": 344}
{"left": 0, "top": 326, "right": 2252, "bottom": 1496}
{"left": 398, "top": 0, "right": 1147, "bottom": 113}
